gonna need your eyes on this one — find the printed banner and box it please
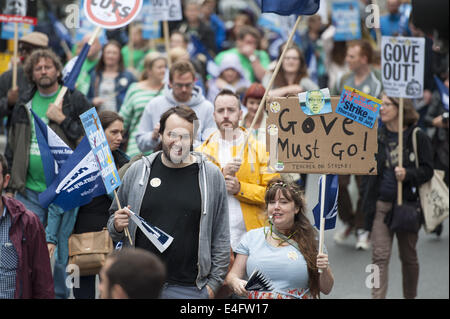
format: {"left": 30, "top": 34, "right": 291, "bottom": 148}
{"left": 381, "top": 36, "right": 425, "bottom": 98}
{"left": 0, "top": 0, "right": 37, "bottom": 25}
{"left": 336, "top": 86, "right": 382, "bottom": 128}
{"left": 80, "top": 107, "right": 121, "bottom": 194}
{"left": 146, "top": 0, "right": 182, "bottom": 22}
{"left": 332, "top": 1, "right": 361, "bottom": 41}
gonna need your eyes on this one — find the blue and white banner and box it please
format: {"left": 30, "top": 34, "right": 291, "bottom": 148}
{"left": 80, "top": 107, "right": 121, "bottom": 194}
{"left": 1, "top": 22, "right": 34, "bottom": 40}
{"left": 332, "top": 1, "right": 361, "bottom": 41}
{"left": 313, "top": 174, "right": 338, "bottom": 230}
{"left": 31, "top": 109, "right": 73, "bottom": 186}
{"left": 39, "top": 137, "right": 106, "bottom": 211}
{"left": 127, "top": 208, "right": 173, "bottom": 253}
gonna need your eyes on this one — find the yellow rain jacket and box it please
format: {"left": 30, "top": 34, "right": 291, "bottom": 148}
{"left": 197, "top": 128, "right": 279, "bottom": 230}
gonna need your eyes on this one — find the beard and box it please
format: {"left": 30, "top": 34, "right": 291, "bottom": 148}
{"left": 161, "top": 140, "right": 192, "bottom": 165}
{"left": 37, "top": 76, "right": 57, "bottom": 89}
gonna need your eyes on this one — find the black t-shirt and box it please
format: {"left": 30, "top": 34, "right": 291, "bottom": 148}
{"left": 378, "top": 131, "right": 399, "bottom": 202}
{"left": 135, "top": 153, "right": 202, "bottom": 286}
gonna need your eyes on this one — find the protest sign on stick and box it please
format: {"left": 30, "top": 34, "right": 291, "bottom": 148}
{"left": 0, "top": 0, "right": 37, "bottom": 89}
{"left": 332, "top": 1, "right": 361, "bottom": 41}
{"left": 266, "top": 95, "right": 378, "bottom": 175}
{"left": 145, "top": 0, "right": 183, "bottom": 68}
{"left": 381, "top": 36, "right": 425, "bottom": 204}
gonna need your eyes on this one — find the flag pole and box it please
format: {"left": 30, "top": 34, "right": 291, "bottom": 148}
{"left": 397, "top": 97, "right": 404, "bottom": 205}
{"left": 12, "top": 23, "right": 19, "bottom": 90}
{"left": 238, "top": 15, "right": 302, "bottom": 160}
{"left": 114, "top": 189, "right": 133, "bottom": 245}
{"left": 163, "top": 21, "right": 172, "bottom": 68}
{"left": 53, "top": 26, "right": 102, "bottom": 107}
{"left": 318, "top": 174, "right": 326, "bottom": 273}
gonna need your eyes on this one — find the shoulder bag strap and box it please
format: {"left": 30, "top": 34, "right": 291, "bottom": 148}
{"left": 411, "top": 127, "right": 420, "bottom": 169}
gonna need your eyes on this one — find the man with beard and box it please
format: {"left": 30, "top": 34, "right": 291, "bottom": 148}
{"left": 197, "top": 90, "right": 279, "bottom": 254}
{"left": 0, "top": 32, "right": 48, "bottom": 132}
{"left": 4, "top": 49, "right": 91, "bottom": 298}
{"left": 136, "top": 61, "right": 216, "bottom": 152}
{"left": 108, "top": 106, "right": 230, "bottom": 299}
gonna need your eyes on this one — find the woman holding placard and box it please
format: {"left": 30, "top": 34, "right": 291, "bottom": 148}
{"left": 72, "top": 111, "right": 130, "bottom": 299}
{"left": 226, "top": 178, "right": 334, "bottom": 299}
{"left": 362, "top": 95, "right": 433, "bottom": 299}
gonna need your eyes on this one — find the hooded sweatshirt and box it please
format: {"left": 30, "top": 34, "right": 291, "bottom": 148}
{"left": 135, "top": 85, "right": 217, "bottom": 153}
{"left": 107, "top": 151, "right": 230, "bottom": 293}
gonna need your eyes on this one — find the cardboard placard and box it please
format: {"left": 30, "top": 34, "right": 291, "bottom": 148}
{"left": 266, "top": 96, "right": 378, "bottom": 175}
{"left": 381, "top": 36, "right": 425, "bottom": 99}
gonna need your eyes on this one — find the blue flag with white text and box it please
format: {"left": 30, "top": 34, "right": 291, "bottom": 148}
{"left": 313, "top": 175, "right": 338, "bottom": 230}
{"left": 38, "top": 137, "right": 106, "bottom": 211}
{"left": 261, "top": 0, "right": 320, "bottom": 16}
{"left": 31, "top": 110, "right": 73, "bottom": 187}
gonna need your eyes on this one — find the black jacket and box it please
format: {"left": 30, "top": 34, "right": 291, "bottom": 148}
{"left": 361, "top": 124, "right": 434, "bottom": 231}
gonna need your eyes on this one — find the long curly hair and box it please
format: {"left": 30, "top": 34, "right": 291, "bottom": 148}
{"left": 264, "top": 177, "right": 321, "bottom": 298}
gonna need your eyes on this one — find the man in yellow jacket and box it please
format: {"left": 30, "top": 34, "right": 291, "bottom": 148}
{"left": 197, "top": 89, "right": 279, "bottom": 251}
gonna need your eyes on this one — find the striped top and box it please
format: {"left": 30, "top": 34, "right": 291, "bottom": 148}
{"left": 119, "top": 82, "right": 163, "bottom": 158}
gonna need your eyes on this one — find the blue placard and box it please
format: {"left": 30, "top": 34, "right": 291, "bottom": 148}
{"left": 332, "top": 1, "right": 361, "bottom": 41}
{"left": 336, "top": 86, "right": 381, "bottom": 128}
{"left": 80, "top": 107, "right": 121, "bottom": 194}
{"left": 1, "top": 22, "right": 34, "bottom": 39}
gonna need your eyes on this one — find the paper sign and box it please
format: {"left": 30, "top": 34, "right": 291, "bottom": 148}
{"left": 381, "top": 36, "right": 425, "bottom": 98}
{"left": 146, "top": 0, "right": 182, "bottom": 22}
{"left": 80, "top": 107, "right": 121, "bottom": 194}
{"left": 266, "top": 96, "right": 378, "bottom": 175}
{"left": 0, "top": 0, "right": 37, "bottom": 25}
{"left": 332, "top": 1, "right": 361, "bottom": 41}
{"left": 84, "top": 0, "right": 143, "bottom": 29}
{"left": 299, "top": 88, "right": 332, "bottom": 116}
{"left": 336, "top": 86, "right": 382, "bottom": 128}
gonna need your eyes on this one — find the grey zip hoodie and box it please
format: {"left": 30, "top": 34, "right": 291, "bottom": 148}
{"left": 107, "top": 151, "right": 230, "bottom": 293}
{"left": 135, "top": 85, "right": 217, "bottom": 153}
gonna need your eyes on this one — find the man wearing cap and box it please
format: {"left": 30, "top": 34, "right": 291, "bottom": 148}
{"left": 0, "top": 31, "right": 48, "bottom": 131}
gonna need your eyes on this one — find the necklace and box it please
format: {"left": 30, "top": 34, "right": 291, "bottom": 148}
{"left": 264, "top": 221, "right": 297, "bottom": 247}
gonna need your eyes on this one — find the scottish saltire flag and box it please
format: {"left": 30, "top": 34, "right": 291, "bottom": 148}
{"left": 127, "top": 208, "right": 173, "bottom": 253}
{"left": 434, "top": 75, "right": 449, "bottom": 111}
{"left": 63, "top": 43, "right": 91, "bottom": 91}
{"left": 38, "top": 137, "right": 106, "bottom": 211}
{"left": 31, "top": 110, "right": 73, "bottom": 186}
{"left": 261, "top": 0, "right": 320, "bottom": 16}
{"left": 313, "top": 174, "right": 339, "bottom": 230}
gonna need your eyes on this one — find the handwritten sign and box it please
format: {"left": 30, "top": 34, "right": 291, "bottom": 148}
{"left": 147, "top": 0, "right": 182, "bottom": 22}
{"left": 381, "top": 36, "right": 425, "bottom": 98}
{"left": 266, "top": 96, "right": 378, "bottom": 175}
{"left": 336, "top": 86, "right": 381, "bottom": 128}
{"left": 80, "top": 108, "right": 121, "bottom": 194}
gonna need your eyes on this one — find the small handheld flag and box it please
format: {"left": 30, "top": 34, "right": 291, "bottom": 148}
{"left": 126, "top": 208, "right": 173, "bottom": 253}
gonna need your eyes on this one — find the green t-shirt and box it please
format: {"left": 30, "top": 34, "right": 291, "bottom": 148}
{"left": 26, "top": 87, "right": 61, "bottom": 193}
{"left": 215, "top": 48, "right": 270, "bottom": 83}
{"left": 121, "top": 46, "right": 152, "bottom": 73}
{"left": 75, "top": 58, "right": 98, "bottom": 95}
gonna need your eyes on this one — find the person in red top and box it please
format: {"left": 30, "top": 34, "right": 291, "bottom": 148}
{"left": 0, "top": 154, "right": 54, "bottom": 299}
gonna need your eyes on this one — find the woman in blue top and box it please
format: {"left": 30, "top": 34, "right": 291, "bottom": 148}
{"left": 226, "top": 178, "right": 334, "bottom": 299}
{"left": 87, "top": 40, "right": 136, "bottom": 113}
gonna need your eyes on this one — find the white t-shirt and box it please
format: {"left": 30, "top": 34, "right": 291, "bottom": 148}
{"left": 217, "top": 133, "right": 247, "bottom": 251}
